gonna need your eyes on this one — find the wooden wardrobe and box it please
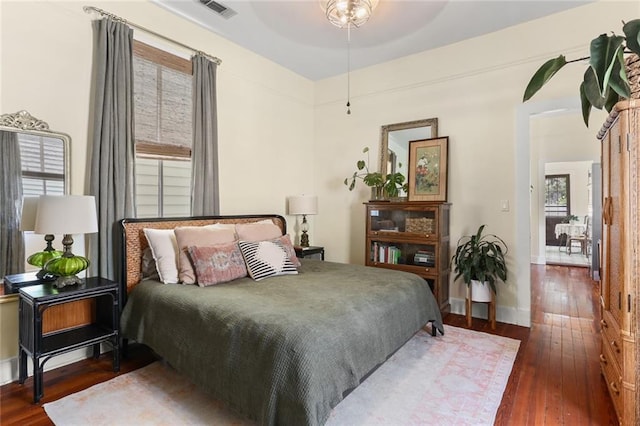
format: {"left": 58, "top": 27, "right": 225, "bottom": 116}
{"left": 597, "top": 99, "right": 638, "bottom": 425}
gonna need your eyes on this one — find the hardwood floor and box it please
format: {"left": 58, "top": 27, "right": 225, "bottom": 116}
{"left": 0, "top": 264, "right": 617, "bottom": 425}
{"left": 448, "top": 264, "right": 617, "bottom": 425}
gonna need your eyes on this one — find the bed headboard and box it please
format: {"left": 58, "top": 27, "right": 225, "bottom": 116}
{"left": 119, "top": 214, "right": 286, "bottom": 295}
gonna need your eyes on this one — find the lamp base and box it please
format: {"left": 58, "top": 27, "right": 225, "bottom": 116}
{"left": 300, "top": 231, "right": 310, "bottom": 247}
{"left": 53, "top": 275, "right": 82, "bottom": 289}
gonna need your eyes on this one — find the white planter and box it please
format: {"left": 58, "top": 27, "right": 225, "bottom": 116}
{"left": 470, "top": 279, "right": 493, "bottom": 302}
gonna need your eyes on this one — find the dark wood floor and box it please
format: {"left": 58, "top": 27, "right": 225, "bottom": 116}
{"left": 449, "top": 264, "right": 617, "bottom": 425}
{"left": 0, "top": 264, "right": 617, "bottom": 425}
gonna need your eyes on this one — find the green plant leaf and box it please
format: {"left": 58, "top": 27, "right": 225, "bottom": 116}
{"left": 604, "top": 84, "right": 620, "bottom": 112}
{"left": 589, "top": 34, "right": 625, "bottom": 95}
{"left": 523, "top": 55, "right": 567, "bottom": 102}
{"left": 579, "top": 82, "right": 592, "bottom": 126}
{"left": 607, "top": 48, "right": 631, "bottom": 99}
{"left": 583, "top": 67, "right": 606, "bottom": 109}
{"left": 623, "top": 19, "right": 640, "bottom": 56}
{"left": 357, "top": 160, "right": 365, "bottom": 170}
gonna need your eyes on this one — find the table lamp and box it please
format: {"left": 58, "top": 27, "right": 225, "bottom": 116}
{"left": 21, "top": 196, "right": 62, "bottom": 280}
{"left": 287, "top": 195, "right": 318, "bottom": 247}
{"left": 34, "top": 195, "right": 98, "bottom": 288}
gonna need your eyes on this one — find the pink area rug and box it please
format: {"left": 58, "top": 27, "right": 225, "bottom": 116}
{"left": 44, "top": 326, "right": 519, "bottom": 426}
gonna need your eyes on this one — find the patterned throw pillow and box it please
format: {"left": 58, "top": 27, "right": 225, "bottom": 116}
{"left": 187, "top": 242, "right": 248, "bottom": 287}
{"left": 238, "top": 240, "right": 299, "bottom": 281}
{"left": 174, "top": 225, "right": 237, "bottom": 284}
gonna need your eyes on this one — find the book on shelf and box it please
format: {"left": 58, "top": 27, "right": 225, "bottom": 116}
{"left": 371, "top": 243, "right": 402, "bottom": 264}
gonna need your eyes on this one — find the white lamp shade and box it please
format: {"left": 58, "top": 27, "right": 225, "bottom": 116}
{"left": 288, "top": 195, "right": 318, "bottom": 216}
{"left": 20, "top": 196, "right": 39, "bottom": 231}
{"left": 34, "top": 195, "right": 98, "bottom": 235}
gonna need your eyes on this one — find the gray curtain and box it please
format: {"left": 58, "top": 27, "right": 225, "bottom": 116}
{"left": 88, "top": 18, "right": 136, "bottom": 281}
{"left": 191, "top": 54, "right": 220, "bottom": 216}
{"left": 0, "top": 131, "right": 25, "bottom": 276}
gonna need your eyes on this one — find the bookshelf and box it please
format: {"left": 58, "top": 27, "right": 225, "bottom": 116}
{"left": 365, "top": 201, "right": 450, "bottom": 313}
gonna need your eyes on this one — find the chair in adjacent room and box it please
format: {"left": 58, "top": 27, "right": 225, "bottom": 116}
{"left": 567, "top": 216, "right": 590, "bottom": 255}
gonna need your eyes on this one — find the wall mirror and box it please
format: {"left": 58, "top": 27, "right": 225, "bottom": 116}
{"left": 379, "top": 118, "right": 438, "bottom": 197}
{"left": 0, "top": 110, "right": 70, "bottom": 297}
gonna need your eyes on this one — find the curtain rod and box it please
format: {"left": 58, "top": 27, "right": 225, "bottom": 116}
{"left": 83, "top": 5, "right": 222, "bottom": 66}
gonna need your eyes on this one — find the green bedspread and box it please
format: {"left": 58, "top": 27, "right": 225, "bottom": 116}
{"left": 121, "top": 260, "right": 443, "bottom": 425}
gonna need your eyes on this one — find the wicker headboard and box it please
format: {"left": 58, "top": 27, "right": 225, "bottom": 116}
{"left": 119, "top": 215, "right": 286, "bottom": 295}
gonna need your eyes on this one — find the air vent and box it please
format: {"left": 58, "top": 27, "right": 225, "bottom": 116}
{"left": 198, "top": 0, "right": 237, "bottom": 19}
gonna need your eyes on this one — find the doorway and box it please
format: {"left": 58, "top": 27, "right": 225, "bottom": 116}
{"left": 543, "top": 164, "right": 592, "bottom": 268}
{"left": 515, "top": 97, "right": 600, "bottom": 327}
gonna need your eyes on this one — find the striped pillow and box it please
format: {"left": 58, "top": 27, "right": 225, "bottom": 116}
{"left": 238, "top": 240, "right": 298, "bottom": 281}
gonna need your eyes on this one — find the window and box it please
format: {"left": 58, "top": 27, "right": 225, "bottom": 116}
{"left": 545, "top": 174, "right": 570, "bottom": 217}
{"left": 133, "top": 41, "right": 193, "bottom": 218}
{"left": 19, "top": 133, "right": 65, "bottom": 196}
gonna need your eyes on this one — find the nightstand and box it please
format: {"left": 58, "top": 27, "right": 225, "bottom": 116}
{"left": 18, "top": 277, "right": 120, "bottom": 403}
{"left": 295, "top": 246, "right": 325, "bottom": 260}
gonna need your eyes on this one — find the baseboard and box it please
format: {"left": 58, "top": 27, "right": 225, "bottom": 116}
{"left": 0, "top": 348, "right": 93, "bottom": 386}
{"left": 450, "top": 297, "right": 531, "bottom": 328}
{"left": 531, "top": 255, "right": 545, "bottom": 265}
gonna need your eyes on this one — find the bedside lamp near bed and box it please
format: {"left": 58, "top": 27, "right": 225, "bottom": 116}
{"left": 34, "top": 195, "right": 98, "bottom": 288}
{"left": 287, "top": 195, "right": 318, "bottom": 247}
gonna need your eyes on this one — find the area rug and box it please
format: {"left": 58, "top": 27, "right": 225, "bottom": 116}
{"left": 44, "top": 326, "right": 519, "bottom": 426}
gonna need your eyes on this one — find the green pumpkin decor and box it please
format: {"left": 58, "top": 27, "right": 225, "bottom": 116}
{"left": 44, "top": 256, "right": 90, "bottom": 276}
{"left": 27, "top": 250, "right": 63, "bottom": 268}
{"left": 44, "top": 255, "right": 90, "bottom": 287}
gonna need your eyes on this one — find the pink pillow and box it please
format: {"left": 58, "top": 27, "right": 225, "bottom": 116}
{"left": 188, "top": 242, "right": 248, "bottom": 287}
{"left": 174, "top": 225, "right": 237, "bottom": 284}
{"left": 235, "top": 221, "right": 282, "bottom": 242}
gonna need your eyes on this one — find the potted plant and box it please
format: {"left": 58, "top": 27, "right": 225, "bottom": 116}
{"left": 523, "top": 19, "right": 640, "bottom": 126}
{"left": 344, "top": 147, "right": 407, "bottom": 199}
{"left": 562, "top": 214, "right": 580, "bottom": 224}
{"left": 451, "top": 224, "right": 508, "bottom": 301}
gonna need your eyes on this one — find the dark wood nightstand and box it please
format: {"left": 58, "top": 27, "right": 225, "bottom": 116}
{"left": 294, "top": 246, "right": 325, "bottom": 260}
{"left": 18, "top": 277, "right": 120, "bottom": 403}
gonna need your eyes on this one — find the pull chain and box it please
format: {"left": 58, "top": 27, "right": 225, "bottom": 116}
{"left": 346, "top": 24, "right": 351, "bottom": 115}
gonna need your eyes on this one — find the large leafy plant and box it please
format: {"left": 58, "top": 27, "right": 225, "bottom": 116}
{"left": 523, "top": 19, "right": 640, "bottom": 126}
{"left": 344, "top": 147, "right": 407, "bottom": 197}
{"left": 451, "top": 225, "right": 508, "bottom": 294}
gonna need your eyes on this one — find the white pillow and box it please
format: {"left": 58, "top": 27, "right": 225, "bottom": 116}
{"left": 143, "top": 228, "right": 179, "bottom": 284}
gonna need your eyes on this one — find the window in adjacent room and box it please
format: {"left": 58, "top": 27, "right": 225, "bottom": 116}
{"left": 19, "top": 133, "right": 65, "bottom": 196}
{"left": 133, "top": 40, "right": 192, "bottom": 218}
{"left": 545, "top": 174, "right": 570, "bottom": 217}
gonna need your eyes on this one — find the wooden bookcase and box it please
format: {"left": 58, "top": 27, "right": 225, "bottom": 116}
{"left": 365, "top": 201, "right": 450, "bottom": 313}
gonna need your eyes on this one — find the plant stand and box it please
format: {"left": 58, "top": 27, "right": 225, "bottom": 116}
{"left": 465, "top": 284, "right": 496, "bottom": 330}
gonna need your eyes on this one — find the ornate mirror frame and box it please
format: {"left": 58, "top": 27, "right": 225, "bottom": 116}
{"left": 378, "top": 118, "right": 438, "bottom": 196}
{"left": 0, "top": 110, "right": 70, "bottom": 299}
{"left": 0, "top": 110, "right": 71, "bottom": 190}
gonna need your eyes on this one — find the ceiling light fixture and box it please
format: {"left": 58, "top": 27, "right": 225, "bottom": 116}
{"left": 325, "top": 0, "right": 376, "bottom": 29}
{"left": 324, "top": 0, "right": 377, "bottom": 114}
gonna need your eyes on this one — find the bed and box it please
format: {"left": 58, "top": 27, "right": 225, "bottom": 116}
{"left": 119, "top": 214, "right": 444, "bottom": 426}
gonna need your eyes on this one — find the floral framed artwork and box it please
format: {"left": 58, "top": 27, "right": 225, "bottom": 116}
{"left": 408, "top": 137, "right": 449, "bottom": 202}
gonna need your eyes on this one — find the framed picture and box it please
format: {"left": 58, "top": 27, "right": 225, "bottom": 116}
{"left": 408, "top": 137, "right": 448, "bottom": 202}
